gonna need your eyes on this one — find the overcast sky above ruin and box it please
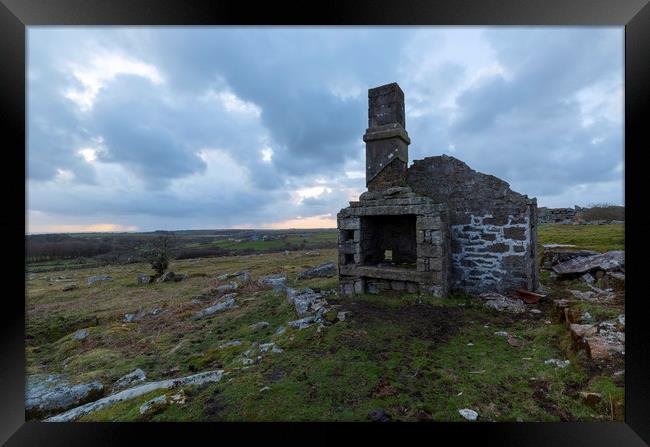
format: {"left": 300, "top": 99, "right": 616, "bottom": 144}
{"left": 27, "top": 27, "right": 624, "bottom": 233}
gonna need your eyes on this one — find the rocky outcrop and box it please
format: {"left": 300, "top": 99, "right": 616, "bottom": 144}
{"left": 27, "top": 375, "right": 104, "bottom": 419}
{"left": 190, "top": 295, "right": 238, "bottom": 320}
{"left": 46, "top": 370, "right": 224, "bottom": 422}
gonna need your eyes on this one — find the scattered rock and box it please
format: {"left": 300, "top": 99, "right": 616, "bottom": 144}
{"left": 297, "top": 262, "right": 337, "bottom": 280}
{"left": 231, "top": 271, "right": 250, "bottom": 284}
{"left": 87, "top": 276, "right": 112, "bottom": 286}
{"left": 368, "top": 408, "right": 391, "bottom": 422}
{"left": 581, "top": 311, "right": 593, "bottom": 323}
{"left": 287, "top": 315, "right": 317, "bottom": 329}
{"left": 552, "top": 250, "right": 624, "bottom": 276}
{"left": 190, "top": 296, "right": 238, "bottom": 320}
{"left": 139, "top": 395, "right": 168, "bottom": 416}
{"left": 249, "top": 321, "right": 270, "bottom": 331}
{"left": 114, "top": 369, "right": 146, "bottom": 390}
{"left": 494, "top": 331, "right": 509, "bottom": 337}
{"left": 137, "top": 275, "right": 152, "bottom": 284}
{"left": 274, "top": 326, "right": 286, "bottom": 336}
{"left": 458, "top": 408, "right": 479, "bottom": 421}
{"left": 617, "top": 314, "right": 625, "bottom": 326}
{"left": 544, "top": 359, "right": 570, "bottom": 368}
{"left": 219, "top": 340, "right": 242, "bottom": 349}
{"left": 62, "top": 283, "right": 78, "bottom": 292}
{"left": 72, "top": 329, "right": 89, "bottom": 341}
{"left": 123, "top": 309, "right": 147, "bottom": 323}
{"left": 169, "top": 390, "right": 186, "bottom": 405}
{"left": 216, "top": 273, "right": 229, "bottom": 281}
{"left": 529, "top": 309, "right": 542, "bottom": 314}
{"left": 259, "top": 342, "right": 283, "bottom": 353}
{"left": 26, "top": 375, "right": 104, "bottom": 419}
{"left": 173, "top": 274, "right": 188, "bottom": 282}
{"left": 242, "top": 358, "right": 254, "bottom": 366}
{"left": 336, "top": 311, "right": 349, "bottom": 321}
{"left": 259, "top": 386, "right": 271, "bottom": 392}
{"left": 480, "top": 293, "right": 526, "bottom": 314}
{"left": 568, "top": 290, "right": 596, "bottom": 301}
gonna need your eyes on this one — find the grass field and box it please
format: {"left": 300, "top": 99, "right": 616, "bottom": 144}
{"left": 537, "top": 223, "right": 624, "bottom": 253}
{"left": 25, "top": 224, "right": 624, "bottom": 422}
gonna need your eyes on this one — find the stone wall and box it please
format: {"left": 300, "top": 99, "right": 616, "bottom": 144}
{"left": 407, "top": 155, "right": 537, "bottom": 294}
{"left": 538, "top": 207, "right": 577, "bottom": 224}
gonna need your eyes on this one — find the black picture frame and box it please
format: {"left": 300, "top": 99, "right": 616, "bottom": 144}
{"left": 2, "top": 0, "right": 648, "bottom": 445}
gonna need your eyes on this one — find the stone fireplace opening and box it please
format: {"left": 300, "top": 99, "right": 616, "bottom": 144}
{"left": 360, "top": 214, "right": 417, "bottom": 268}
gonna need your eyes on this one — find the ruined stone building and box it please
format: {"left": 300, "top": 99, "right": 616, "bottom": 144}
{"left": 338, "top": 82, "right": 538, "bottom": 297}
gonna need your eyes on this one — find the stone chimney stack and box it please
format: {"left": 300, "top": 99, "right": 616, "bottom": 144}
{"left": 363, "top": 82, "right": 411, "bottom": 192}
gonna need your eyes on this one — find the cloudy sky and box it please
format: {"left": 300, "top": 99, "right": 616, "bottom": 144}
{"left": 27, "top": 27, "right": 624, "bottom": 233}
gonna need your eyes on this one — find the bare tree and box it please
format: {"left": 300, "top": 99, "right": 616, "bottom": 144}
{"left": 138, "top": 234, "right": 174, "bottom": 277}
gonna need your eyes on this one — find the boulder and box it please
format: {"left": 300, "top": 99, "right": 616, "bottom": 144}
{"left": 249, "top": 321, "right": 270, "bottom": 331}
{"left": 123, "top": 309, "right": 147, "bottom": 323}
{"left": 216, "top": 282, "right": 239, "bottom": 292}
{"left": 113, "top": 369, "right": 146, "bottom": 390}
{"left": 552, "top": 250, "right": 624, "bottom": 276}
{"left": 62, "top": 283, "right": 78, "bottom": 292}
{"left": 479, "top": 293, "right": 526, "bottom": 314}
{"left": 87, "top": 276, "right": 112, "bottom": 286}
{"left": 275, "top": 325, "right": 286, "bottom": 336}
{"left": 26, "top": 375, "right": 104, "bottom": 419}
{"left": 156, "top": 272, "right": 176, "bottom": 283}
{"left": 72, "top": 329, "right": 89, "bottom": 341}
{"left": 219, "top": 340, "right": 242, "bottom": 348}
{"left": 173, "top": 274, "right": 188, "bottom": 282}
{"left": 458, "top": 408, "right": 479, "bottom": 421}
{"left": 190, "top": 295, "right": 238, "bottom": 320}
{"left": 297, "top": 262, "right": 337, "bottom": 280}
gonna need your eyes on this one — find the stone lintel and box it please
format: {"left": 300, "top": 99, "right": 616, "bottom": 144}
{"left": 339, "top": 264, "right": 435, "bottom": 283}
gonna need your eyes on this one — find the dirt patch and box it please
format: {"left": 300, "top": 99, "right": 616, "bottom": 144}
{"left": 329, "top": 299, "right": 464, "bottom": 343}
{"left": 203, "top": 389, "right": 226, "bottom": 420}
{"left": 263, "top": 365, "right": 288, "bottom": 383}
{"left": 529, "top": 379, "right": 572, "bottom": 421}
